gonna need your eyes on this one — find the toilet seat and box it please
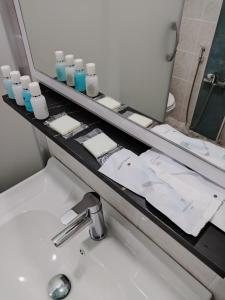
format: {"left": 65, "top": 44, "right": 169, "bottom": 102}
{"left": 167, "top": 93, "right": 176, "bottom": 112}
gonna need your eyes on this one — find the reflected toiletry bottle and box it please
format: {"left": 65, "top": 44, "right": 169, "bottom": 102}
{"left": 55, "top": 50, "right": 66, "bottom": 82}
{"left": 74, "top": 58, "right": 86, "bottom": 92}
{"left": 10, "top": 71, "right": 24, "bottom": 106}
{"left": 86, "top": 63, "right": 99, "bottom": 98}
{"left": 20, "top": 75, "right": 33, "bottom": 112}
{"left": 65, "top": 54, "right": 75, "bottom": 87}
{"left": 29, "top": 82, "right": 49, "bottom": 120}
{"left": 1, "top": 65, "right": 15, "bottom": 99}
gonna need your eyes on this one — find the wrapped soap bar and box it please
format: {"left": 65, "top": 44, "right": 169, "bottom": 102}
{"left": 44, "top": 113, "right": 88, "bottom": 138}
{"left": 122, "top": 110, "right": 153, "bottom": 128}
{"left": 97, "top": 97, "right": 121, "bottom": 111}
{"left": 76, "top": 128, "right": 122, "bottom": 164}
{"left": 128, "top": 113, "right": 153, "bottom": 128}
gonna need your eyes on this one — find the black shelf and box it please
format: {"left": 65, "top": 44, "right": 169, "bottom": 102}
{"left": 3, "top": 84, "right": 225, "bottom": 278}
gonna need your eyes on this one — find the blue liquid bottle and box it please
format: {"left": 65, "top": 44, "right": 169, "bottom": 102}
{"left": 55, "top": 51, "right": 66, "bottom": 82}
{"left": 1, "top": 65, "right": 15, "bottom": 99}
{"left": 21, "top": 75, "right": 33, "bottom": 112}
{"left": 74, "top": 58, "right": 86, "bottom": 92}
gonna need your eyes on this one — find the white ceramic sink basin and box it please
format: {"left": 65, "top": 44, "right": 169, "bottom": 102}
{"left": 0, "top": 158, "right": 211, "bottom": 300}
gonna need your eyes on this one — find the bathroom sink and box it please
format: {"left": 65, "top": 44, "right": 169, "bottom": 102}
{"left": 0, "top": 158, "right": 211, "bottom": 300}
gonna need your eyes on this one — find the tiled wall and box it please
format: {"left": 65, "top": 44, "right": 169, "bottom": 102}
{"left": 169, "top": 0, "right": 222, "bottom": 127}
{"left": 191, "top": 2, "right": 225, "bottom": 142}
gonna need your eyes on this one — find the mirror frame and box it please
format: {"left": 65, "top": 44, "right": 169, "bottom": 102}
{"left": 14, "top": 0, "right": 225, "bottom": 188}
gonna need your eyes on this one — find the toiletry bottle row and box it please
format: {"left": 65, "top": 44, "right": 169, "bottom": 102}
{"left": 54, "top": 51, "right": 99, "bottom": 97}
{"left": 1, "top": 65, "right": 49, "bottom": 120}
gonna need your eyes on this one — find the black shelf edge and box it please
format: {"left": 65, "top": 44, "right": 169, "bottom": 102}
{"left": 3, "top": 84, "right": 225, "bottom": 278}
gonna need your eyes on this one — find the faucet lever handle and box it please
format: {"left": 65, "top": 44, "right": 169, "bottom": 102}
{"left": 73, "top": 192, "right": 101, "bottom": 214}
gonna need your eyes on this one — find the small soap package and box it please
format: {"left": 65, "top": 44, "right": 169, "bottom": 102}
{"left": 122, "top": 111, "right": 154, "bottom": 128}
{"left": 44, "top": 112, "right": 88, "bottom": 139}
{"left": 75, "top": 128, "right": 123, "bottom": 164}
{"left": 96, "top": 96, "right": 127, "bottom": 112}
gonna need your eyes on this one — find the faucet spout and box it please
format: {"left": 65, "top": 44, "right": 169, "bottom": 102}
{"left": 52, "top": 192, "right": 106, "bottom": 247}
{"left": 52, "top": 211, "right": 92, "bottom": 247}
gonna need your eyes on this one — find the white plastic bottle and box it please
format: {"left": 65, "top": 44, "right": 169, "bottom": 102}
{"left": 86, "top": 63, "right": 99, "bottom": 98}
{"left": 65, "top": 54, "right": 75, "bottom": 87}
{"left": 0, "top": 65, "right": 15, "bottom": 99}
{"left": 55, "top": 50, "right": 66, "bottom": 82}
{"left": 29, "top": 82, "right": 49, "bottom": 120}
{"left": 10, "top": 70, "right": 24, "bottom": 106}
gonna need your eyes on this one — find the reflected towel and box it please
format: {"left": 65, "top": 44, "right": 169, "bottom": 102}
{"left": 151, "top": 124, "right": 225, "bottom": 170}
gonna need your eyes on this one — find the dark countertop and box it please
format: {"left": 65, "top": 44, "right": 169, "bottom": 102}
{"left": 3, "top": 85, "right": 225, "bottom": 278}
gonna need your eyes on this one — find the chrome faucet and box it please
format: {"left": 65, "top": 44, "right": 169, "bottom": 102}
{"left": 204, "top": 73, "right": 225, "bottom": 88}
{"left": 52, "top": 192, "right": 106, "bottom": 247}
{"left": 203, "top": 73, "right": 217, "bottom": 85}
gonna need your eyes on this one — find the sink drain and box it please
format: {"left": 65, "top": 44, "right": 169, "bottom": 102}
{"left": 48, "top": 274, "right": 71, "bottom": 300}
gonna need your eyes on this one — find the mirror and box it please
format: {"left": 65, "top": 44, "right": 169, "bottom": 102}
{"left": 152, "top": 0, "right": 225, "bottom": 171}
{"left": 16, "top": 0, "right": 225, "bottom": 174}
{"left": 18, "top": 0, "right": 184, "bottom": 122}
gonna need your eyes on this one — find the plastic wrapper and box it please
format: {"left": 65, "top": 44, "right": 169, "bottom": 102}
{"left": 44, "top": 112, "right": 88, "bottom": 139}
{"left": 75, "top": 128, "right": 123, "bottom": 164}
{"left": 121, "top": 110, "right": 155, "bottom": 128}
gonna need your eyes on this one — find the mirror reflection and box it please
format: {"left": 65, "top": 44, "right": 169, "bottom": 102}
{"left": 18, "top": 0, "right": 225, "bottom": 171}
{"left": 163, "top": 0, "right": 225, "bottom": 169}
{"left": 19, "top": 0, "right": 184, "bottom": 122}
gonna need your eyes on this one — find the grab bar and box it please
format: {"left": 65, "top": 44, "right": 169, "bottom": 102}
{"left": 166, "top": 22, "right": 179, "bottom": 62}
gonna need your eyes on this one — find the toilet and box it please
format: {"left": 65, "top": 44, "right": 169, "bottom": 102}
{"left": 167, "top": 93, "right": 176, "bottom": 113}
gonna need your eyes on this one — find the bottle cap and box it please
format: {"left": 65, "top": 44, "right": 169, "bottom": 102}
{"left": 29, "top": 82, "right": 41, "bottom": 97}
{"left": 86, "top": 63, "right": 96, "bottom": 75}
{"left": 55, "top": 50, "right": 64, "bottom": 62}
{"left": 75, "top": 59, "right": 84, "bottom": 71}
{"left": 65, "top": 54, "right": 74, "bottom": 66}
{"left": 10, "top": 71, "right": 21, "bottom": 84}
{"left": 1, "top": 65, "right": 11, "bottom": 78}
{"left": 20, "top": 75, "right": 31, "bottom": 89}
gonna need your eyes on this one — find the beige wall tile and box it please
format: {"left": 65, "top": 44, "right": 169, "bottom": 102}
{"left": 197, "top": 21, "right": 217, "bottom": 50}
{"left": 173, "top": 50, "right": 196, "bottom": 80}
{"left": 186, "top": 52, "right": 209, "bottom": 124}
{"left": 170, "top": 77, "right": 191, "bottom": 122}
{"left": 202, "top": 0, "right": 223, "bottom": 22}
{"left": 178, "top": 18, "right": 201, "bottom": 53}
{"left": 183, "top": 0, "right": 205, "bottom": 19}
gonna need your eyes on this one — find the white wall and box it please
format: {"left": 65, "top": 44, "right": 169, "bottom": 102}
{"left": 0, "top": 12, "right": 43, "bottom": 192}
